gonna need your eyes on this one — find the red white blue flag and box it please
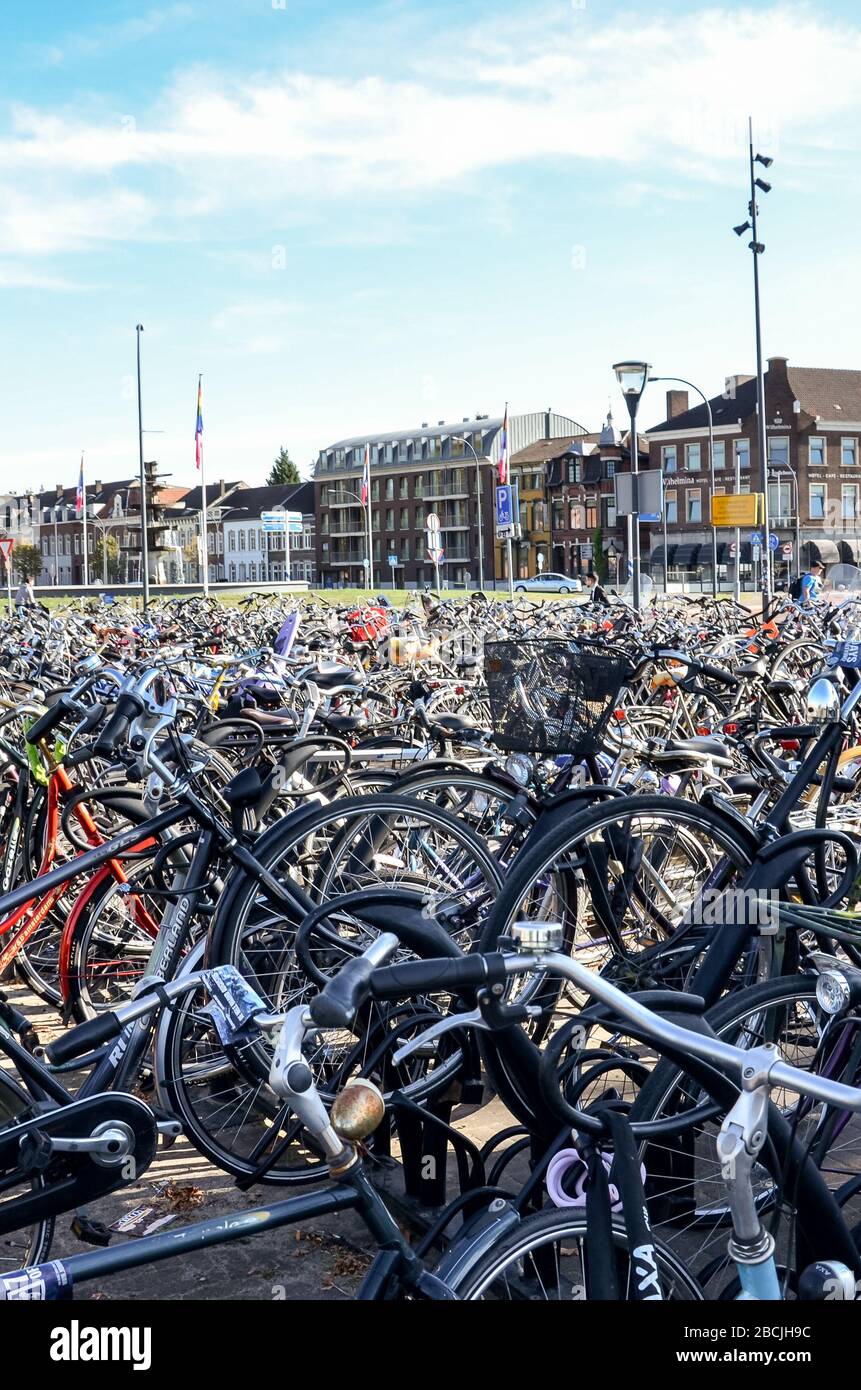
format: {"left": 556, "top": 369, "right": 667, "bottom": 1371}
{"left": 75, "top": 456, "right": 84, "bottom": 517}
{"left": 361, "top": 442, "right": 370, "bottom": 505}
{"left": 497, "top": 405, "right": 509, "bottom": 484}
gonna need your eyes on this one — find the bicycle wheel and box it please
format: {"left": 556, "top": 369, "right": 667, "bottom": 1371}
{"left": 455, "top": 1210, "right": 703, "bottom": 1300}
{"left": 209, "top": 794, "right": 504, "bottom": 992}
{"left": 475, "top": 794, "right": 758, "bottom": 1128}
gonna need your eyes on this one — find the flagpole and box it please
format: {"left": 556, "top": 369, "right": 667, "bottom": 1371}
{"left": 197, "top": 374, "right": 209, "bottom": 597}
{"left": 363, "top": 443, "right": 374, "bottom": 591}
{"left": 81, "top": 454, "right": 89, "bottom": 590}
{"left": 503, "top": 401, "right": 514, "bottom": 601}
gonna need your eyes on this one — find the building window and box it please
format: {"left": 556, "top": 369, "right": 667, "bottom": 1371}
{"left": 686, "top": 443, "right": 701, "bottom": 472}
{"left": 842, "top": 438, "right": 858, "bottom": 468}
{"left": 809, "top": 436, "right": 826, "bottom": 467}
{"left": 687, "top": 489, "right": 702, "bottom": 523}
{"left": 385, "top": 508, "right": 394, "bottom": 531}
{"left": 842, "top": 484, "right": 858, "bottom": 521}
{"left": 567, "top": 460, "right": 580, "bottom": 484}
{"left": 399, "top": 507, "right": 408, "bottom": 529}
{"left": 769, "top": 436, "right": 789, "bottom": 469}
{"left": 735, "top": 439, "right": 750, "bottom": 471}
{"left": 712, "top": 441, "right": 726, "bottom": 470}
{"left": 415, "top": 506, "right": 425, "bottom": 530}
{"left": 604, "top": 459, "right": 616, "bottom": 479}
{"left": 661, "top": 445, "right": 677, "bottom": 474}
{"left": 768, "top": 481, "right": 792, "bottom": 522}
{"left": 810, "top": 484, "right": 826, "bottom": 520}
{"left": 228, "top": 532, "right": 235, "bottom": 550}
{"left": 371, "top": 480, "right": 380, "bottom": 502}
{"left": 385, "top": 478, "right": 394, "bottom": 500}
{"left": 666, "top": 493, "right": 678, "bottom": 525}
{"left": 399, "top": 477, "right": 408, "bottom": 498}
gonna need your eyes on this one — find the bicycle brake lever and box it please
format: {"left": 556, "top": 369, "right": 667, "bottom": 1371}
{"left": 392, "top": 1006, "right": 489, "bottom": 1065}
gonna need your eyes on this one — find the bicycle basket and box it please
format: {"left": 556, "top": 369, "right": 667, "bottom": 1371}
{"left": 484, "top": 640, "right": 632, "bottom": 756}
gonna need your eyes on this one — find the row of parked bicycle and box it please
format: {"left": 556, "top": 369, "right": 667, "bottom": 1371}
{"left": 2, "top": 576, "right": 861, "bottom": 1300}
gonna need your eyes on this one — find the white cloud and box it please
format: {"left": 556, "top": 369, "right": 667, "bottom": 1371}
{"left": 0, "top": 2, "right": 859, "bottom": 279}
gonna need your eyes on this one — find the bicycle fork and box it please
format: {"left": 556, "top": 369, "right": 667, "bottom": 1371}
{"left": 715, "top": 1046, "right": 782, "bottom": 1300}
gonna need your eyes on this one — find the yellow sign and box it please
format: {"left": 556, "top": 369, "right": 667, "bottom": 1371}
{"left": 711, "top": 493, "right": 761, "bottom": 527}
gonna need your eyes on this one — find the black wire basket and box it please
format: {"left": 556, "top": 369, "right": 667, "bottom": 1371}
{"left": 484, "top": 640, "right": 633, "bottom": 756}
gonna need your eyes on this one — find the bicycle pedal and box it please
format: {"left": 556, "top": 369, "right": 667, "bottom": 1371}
{"left": 70, "top": 1214, "right": 113, "bottom": 1247}
{"left": 18, "top": 1129, "right": 53, "bottom": 1172}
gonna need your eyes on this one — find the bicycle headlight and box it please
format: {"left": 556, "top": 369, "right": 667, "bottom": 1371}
{"left": 816, "top": 968, "right": 853, "bottom": 1016}
{"left": 505, "top": 753, "right": 533, "bottom": 786}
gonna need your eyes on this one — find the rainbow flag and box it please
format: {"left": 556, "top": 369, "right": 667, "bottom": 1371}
{"left": 75, "top": 456, "right": 84, "bottom": 517}
{"left": 195, "top": 376, "right": 203, "bottom": 470}
{"left": 361, "top": 442, "right": 370, "bottom": 505}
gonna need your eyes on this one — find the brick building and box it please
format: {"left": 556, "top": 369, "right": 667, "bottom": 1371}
{"left": 509, "top": 413, "right": 648, "bottom": 581}
{"left": 646, "top": 357, "right": 861, "bottom": 586}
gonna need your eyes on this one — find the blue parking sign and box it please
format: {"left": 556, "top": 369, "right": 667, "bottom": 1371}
{"left": 496, "top": 484, "right": 514, "bottom": 528}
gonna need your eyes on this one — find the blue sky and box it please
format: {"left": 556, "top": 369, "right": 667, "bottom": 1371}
{"left": 1, "top": 0, "right": 861, "bottom": 490}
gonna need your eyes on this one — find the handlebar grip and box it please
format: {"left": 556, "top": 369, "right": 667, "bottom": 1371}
{"left": 697, "top": 662, "right": 739, "bottom": 689}
{"left": 308, "top": 933, "right": 399, "bottom": 1028}
{"left": 25, "top": 700, "right": 70, "bottom": 746}
{"left": 93, "top": 692, "right": 144, "bottom": 757}
{"left": 370, "top": 955, "right": 491, "bottom": 1000}
{"left": 45, "top": 1012, "right": 124, "bottom": 1065}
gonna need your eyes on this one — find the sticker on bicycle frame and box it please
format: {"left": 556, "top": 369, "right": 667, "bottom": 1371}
{"left": 201, "top": 966, "right": 267, "bottom": 1047}
{"left": 0, "top": 1259, "right": 72, "bottom": 1300}
{"left": 828, "top": 641, "right": 861, "bottom": 670}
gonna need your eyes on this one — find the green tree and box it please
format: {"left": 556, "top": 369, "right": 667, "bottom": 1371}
{"left": 11, "top": 541, "right": 43, "bottom": 582}
{"left": 93, "top": 535, "right": 122, "bottom": 583}
{"left": 592, "top": 527, "right": 608, "bottom": 582}
{"left": 267, "top": 447, "right": 301, "bottom": 486}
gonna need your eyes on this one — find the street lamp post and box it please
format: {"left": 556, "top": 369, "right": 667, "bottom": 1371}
{"left": 460, "top": 439, "right": 492, "bottom": 592}
{"left": 612, "top": 361, "right": 651, "bottom": 609}
{"left": 649, "top": 375, "right": 717, "bottom": 597}
{"left": 733, "top": 119, "right": 774, "bottom": 608}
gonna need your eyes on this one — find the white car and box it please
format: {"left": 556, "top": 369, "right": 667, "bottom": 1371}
{"left": 513, "top": 572, "right": 583, "bottom": 595}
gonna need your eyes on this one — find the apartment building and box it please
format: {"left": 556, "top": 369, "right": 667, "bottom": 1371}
{"left": 315, "top": 410, "right": 588, "bottom": 588}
